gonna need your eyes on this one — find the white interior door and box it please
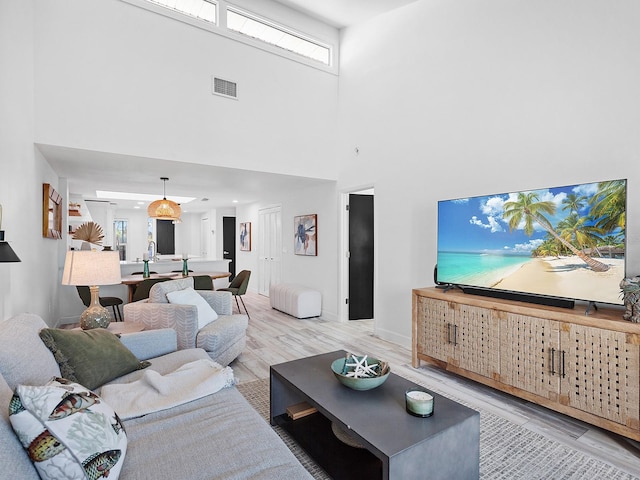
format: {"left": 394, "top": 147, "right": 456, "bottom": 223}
{"left": 258, "top": 205, "right": 282, "bottom": 296}
{"left": 200, "top": 215, "right": 210, "bottom": 258}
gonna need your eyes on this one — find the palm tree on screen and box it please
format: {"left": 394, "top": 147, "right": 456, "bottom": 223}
{"left": 532, "top": 237, "right": 562, "bottom": 258}
{"left": 589, "top": 180, "right": 626, "bottom": 233}
{"left": 561, "top": 192, "right": 587, "bottom": 215}
{"left": 503, "top": 192, "right": 610, "bottom": 272}
{"left": 557, "top": 214, "right": 603, "bottom": 255}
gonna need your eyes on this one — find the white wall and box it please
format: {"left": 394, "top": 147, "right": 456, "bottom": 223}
{"left": 5, "top": 0, "right": 638, "bottom": 343}
{"left": 0, "top": 0, "right": 65, "bottom": 324}
{"left": 33, "top": 0, "right": 340, "bottom": 180}
{"left": 338, "top": 0, "right": 640, "bottom": 346}
{"left": 175, "top": 212, "right": 201, "bottom": 259}
{"left": 235, "top": 181, "right": 339, "bottom": 319}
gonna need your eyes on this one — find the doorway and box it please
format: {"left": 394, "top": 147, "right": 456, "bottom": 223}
{"left": 348, "top": 193, "right": 374, "bottom": 319}
{"left": 341, "top": 189, "right": 375, "bottom": 321}
{"left": 258, "top": 205, "right": 282, "bottom": 296}
{"left": 156, "top": 219, "right": 175, "bottom": 255}
{"left": 223, "top": 216, "right": 236, "bottom": 280}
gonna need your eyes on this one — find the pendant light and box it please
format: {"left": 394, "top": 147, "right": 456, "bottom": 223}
{"left": 147, "top": 177, "right": 182, "bottom": 221}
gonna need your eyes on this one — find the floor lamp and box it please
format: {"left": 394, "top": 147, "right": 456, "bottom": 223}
{"left": 62, "top": 250, "right": 121, "bottom": 329}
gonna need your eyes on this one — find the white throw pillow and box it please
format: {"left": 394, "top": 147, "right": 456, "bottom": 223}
{"left": 166, "top": 287, "right": 218, "bottom": 329}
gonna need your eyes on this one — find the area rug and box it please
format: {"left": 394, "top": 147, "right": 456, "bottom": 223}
{"left": 237, "top": 378, "right": 639, "bottom": 480}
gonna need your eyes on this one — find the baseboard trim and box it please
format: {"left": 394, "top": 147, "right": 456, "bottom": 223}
{"left": 374, "top": 326, "right": 411, "bottom": 350}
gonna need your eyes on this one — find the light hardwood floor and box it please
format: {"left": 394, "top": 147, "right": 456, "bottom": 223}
{"left": 230, "top": 290, "right": 640, "bottom": 477}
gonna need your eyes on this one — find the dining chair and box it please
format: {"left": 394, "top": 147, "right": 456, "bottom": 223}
{"left": 131, "top": 278, "right": 172, "bottom": 303}
{"left": 218, "top": 270, "right": 251, "bottom": 318}
{"left": 193, "top": 275, "right": 214, "bottom": 291}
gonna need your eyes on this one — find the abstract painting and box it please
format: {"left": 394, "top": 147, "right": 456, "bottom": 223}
{"left": 294, "top": 214, "right": 317, "bottom": 256}
{"left": 240, "top": 222, "right": 251, "bottom": 251}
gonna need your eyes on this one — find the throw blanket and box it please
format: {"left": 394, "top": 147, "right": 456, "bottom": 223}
{"left": 100, "top": 358, "right": 235, "bottom": 419}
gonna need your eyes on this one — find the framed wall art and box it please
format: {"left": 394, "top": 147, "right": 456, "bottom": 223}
{"left": 43, "top": 183, "right": 63, "bottom": 239}
{"left": 294, "top": 214, "right": 317, "bottom": 256}
{"left": 240, "top": 222, "right": 251, "bottom": 251}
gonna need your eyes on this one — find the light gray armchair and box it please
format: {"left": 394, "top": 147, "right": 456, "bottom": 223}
{"left": 123, "top": 278, "right": 248, "bottom": 366}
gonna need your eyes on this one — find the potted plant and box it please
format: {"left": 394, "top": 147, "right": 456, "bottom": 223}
{"left": 620, "top": 276, "right": 640, "bottom": 323}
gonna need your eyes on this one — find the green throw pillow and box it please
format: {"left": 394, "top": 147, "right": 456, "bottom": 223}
{"left": 39, "top": 328, "right": 150, "bottom": 390}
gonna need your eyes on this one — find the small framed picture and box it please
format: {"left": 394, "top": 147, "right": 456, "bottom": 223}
{"left": 294, "top": 214, "right": 317, "bottom": 256}
{"left": 239, "top": 222, "right": 251, "bottom": 251}
{"left": 43, "top": 183, "right": 63, "bottom": 239}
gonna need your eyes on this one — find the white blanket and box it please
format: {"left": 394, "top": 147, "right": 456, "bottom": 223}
{"left": 100, "top": 358, "right": 235, "bottom": 419}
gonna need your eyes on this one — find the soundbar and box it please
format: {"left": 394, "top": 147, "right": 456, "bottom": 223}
{"left": 460, "top": 286, "right": 575, "bottom": 309}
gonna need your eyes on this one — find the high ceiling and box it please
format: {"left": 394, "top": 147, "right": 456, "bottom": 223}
{"left": 44, "top": 1, "right": 417, "bottom": 213}
{"left": 273, "top": 0, "right": 421, "bottom": 28}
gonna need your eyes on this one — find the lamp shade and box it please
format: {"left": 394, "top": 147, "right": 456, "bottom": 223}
{"left": 0, "top": 241, "right": 20, "bottom": 262}
{"left": 147, "top": 198, "right": 182, "bottom": 221}
{"left": 0, "top": 230, "right": 20, "bottom": 262}
{"left": 61, "top": 250, "right": 121, "bottom": 286}
{"left": 147, "top": 177, "right": 182, "bottom": 221}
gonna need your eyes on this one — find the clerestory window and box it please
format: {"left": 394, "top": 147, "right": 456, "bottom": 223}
{"left": 124, "top": 0, "right": 333, "bottom": 69}
{"left": 144, "top": 0, "right": 216, "bottom": 24}
{"left": 226, "top": 8, "right": 331, "bottom": 66}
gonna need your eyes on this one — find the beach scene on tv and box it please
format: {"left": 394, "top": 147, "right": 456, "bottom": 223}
{"left": 437, "top": 179, "right": 626, "bottom": 305}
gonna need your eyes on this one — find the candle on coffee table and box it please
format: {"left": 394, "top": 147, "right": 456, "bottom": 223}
{"left": 405, "top": 389, "right": 434, "bottom": 417}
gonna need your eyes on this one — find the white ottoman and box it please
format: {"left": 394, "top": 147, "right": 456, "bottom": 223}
{"left": 270, "top": 283, "right": 322, "bottom": 319}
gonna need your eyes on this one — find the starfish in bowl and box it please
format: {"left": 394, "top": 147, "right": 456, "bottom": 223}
{"left": 345, "top": 354, "right": 380, "bottom": 378}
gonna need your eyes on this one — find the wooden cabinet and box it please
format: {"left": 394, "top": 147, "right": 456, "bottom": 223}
{"left": 414, "top": 295, "right": 500, "bottom": 380}
{"left": 560, "top": 323, "right": 639, "bottom": 426}
{"left": 499, "top": 313, "right": 560, "bottom": 399}
{"left": 413, "top": 287, "right": 640, "bottom": 440}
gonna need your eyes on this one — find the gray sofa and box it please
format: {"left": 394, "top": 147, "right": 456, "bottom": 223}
{"left": 0, "top": 313, "right": 312, "bottom": 480}
{"left": 123, "top": 277, "right": 248, "bottom": 367}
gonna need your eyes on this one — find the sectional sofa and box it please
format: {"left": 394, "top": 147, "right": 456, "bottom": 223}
{"left": 0, "top": 313, "right": 312, "bottom": 479}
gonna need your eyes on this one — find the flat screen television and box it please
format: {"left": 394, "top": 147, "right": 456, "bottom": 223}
{"left": 436, "top": 179, "right": 627, "bottom": 308}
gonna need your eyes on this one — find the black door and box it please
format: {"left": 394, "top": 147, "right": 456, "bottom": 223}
{"left": 156, "top": 219, "right": 175, "bottom": 255}
{"left": 223, "top": 216, "right": 236, "bottom": 280}
{"left": 348, "top": 194, "right": 374, "bottom": 320}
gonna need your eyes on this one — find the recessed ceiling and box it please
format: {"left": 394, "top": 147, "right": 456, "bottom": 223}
{"left": 38, "top": 144, "right": 334, "bottom": 213}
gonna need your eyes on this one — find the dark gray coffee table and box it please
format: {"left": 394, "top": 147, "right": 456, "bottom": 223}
{"left": 270, "top": 350, "right": 479, "bottom": 480}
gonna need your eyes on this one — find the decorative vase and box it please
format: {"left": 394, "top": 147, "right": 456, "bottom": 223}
{"left": 80, "top": 286, "right": 111, "bottom": 330}
{"left": 620, "top": 276, "right": 640, "bottom": 323}
{"left": 182, "top": 259, "right": 189, "bottom": 276}
{"left": 143, "top": 260, "right": 150, "bottom": 278}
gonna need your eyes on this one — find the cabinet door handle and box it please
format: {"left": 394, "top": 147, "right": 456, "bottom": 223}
{"left": 453, "top": 324, "right": 458, "bottom": 346}
{"left": 561, "top": 350, "right": 566, "bottom": 379}
{"left": 550, "top": 347, "right": 556, "bottom": 375}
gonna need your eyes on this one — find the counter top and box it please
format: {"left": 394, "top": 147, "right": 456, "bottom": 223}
{"left": 121, "top": 258, "right": 231, "bottom": 265}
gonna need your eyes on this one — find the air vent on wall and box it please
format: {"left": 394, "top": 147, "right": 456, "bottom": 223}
{"left": 212, "top": 77, "right": 238, "bottom": 99}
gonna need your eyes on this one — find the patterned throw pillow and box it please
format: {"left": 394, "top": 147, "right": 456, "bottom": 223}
{"left": 9, "top": 378, "right": 127, "bottom": 480}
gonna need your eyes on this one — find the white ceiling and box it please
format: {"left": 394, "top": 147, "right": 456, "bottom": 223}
{"left": 40, "top": 145, "right": 334, "bottom": 213}
{"left": 42, "top": 1, "right": 417, "bottom": 213}
{"left": 273, "top": 0, "right": 421, "bottom": 28}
